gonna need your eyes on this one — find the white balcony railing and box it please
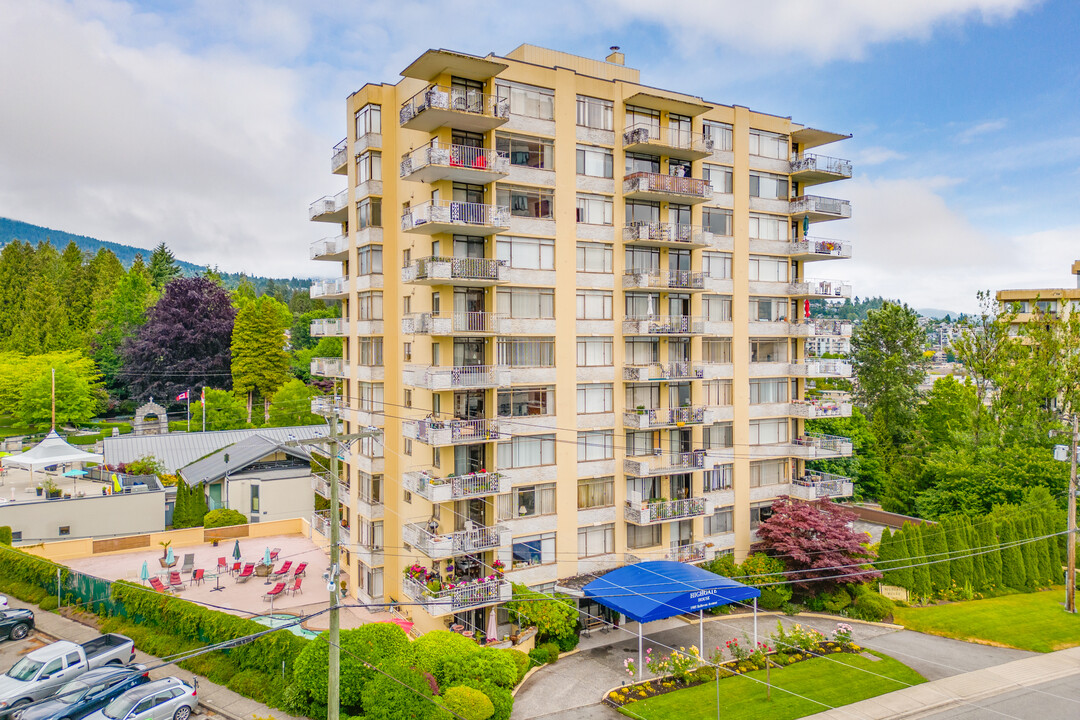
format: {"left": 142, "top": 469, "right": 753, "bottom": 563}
{"left": 667, "top": 541, "right": 708, "bottom": 563}
{"left": 789, "top": 195, "right": 852, "bottom": 219}
{"left": 790, "top": 399, "right": 853, "bottom": 419}
{"left": 623, "top": 363, "right": 703, "bottom": 381}
{"left": 399, "top": 85, "right": 510, "bottom": 127}
{"left": 623, "top": 315, "right": 705, "bottom": 335}
{"left": 623, "top": 125, "right": 714, "bottom": 156}
{"left": 331, "top": 138, "right": 348, "bottom": 173}
{"left": 623, "top": 269, "right": 705, "bottom": 291}
{"left": 402, "top": 522, "right": 509, "bottom": 560}
{"left": 790, "top": 238, "right": 852, "bottom": 259}
{"left": 310, "top": 234, "right": 348, "bottom": 260}
{"left": 402, "top": 311, "right": 507, "bottom": 335}
{"left": 401, "top": 201, "right": 510, "bottom": 233}
{"left": 624, "top": 451, "right": 706, "bottom": 477}
{"left": 402, "top": 256, "right": 508, "bottom": 284}
{"left": 794, "top": 360, "right": 853, "bottom": 378}
{"left": 790, "top": 472, "right": 855, "bottom": 500}
{"left": 622, "top": 222, "right": 705, "bottom": 246}
{"left": 624, "top": 406, "right": 707, "bottom": 429}
{"left": 403, "top": 417, "right": 502, "bottom": 445}
{"left": 309, "top": 277, "right": 348, "bottom": 299}
{"left": 790, "top": 279, "right": 852, "bottom": 298}
{"left": 401, "top": 576, "right": 511, "bottom": 617}
{"left": 402, "top": 470, "right": 505, "bottom": 502}
{"left": 310, "top": 318, "right": 348, "bottom": 337}
{"left": 625, "top": 497, "right": 709, "bottom": 525}
{"left": 310, "top": 357, "right": 348, "bottom": 378}
{"left": 795, "top": 432, "right": 854, "bottom": 456}
{"left": 400, "top": 143, "right": 510, "bottom": 178}
{"left": 790, "top": 153, "right": 853, "bottom": 178}
{"left": 812, "top": 319, "right": 854, "bottom": 337}
{"left": 403, "top": 365, "right": 509, "bottom": 391}
{"left": 309, "top": 189, "right": 348, "bottom": 221}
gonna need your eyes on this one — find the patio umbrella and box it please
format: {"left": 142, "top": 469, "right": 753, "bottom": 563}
{"left": 263, "top": 547, "right": 272, "bottom": 585}
{"left": 140, "top": 561, "right": 149, "bottom": 584}
{"left": 264, "top": 547, "right": 272, "bottom": 567}
{"left": 232, "top": 539, "right": 242, "bottom": 561}
{"left": 486, "top": 608, "right": 498, "bottom": 643}
{"left": 62, "top": 469, "right": 88, "bottom": 477}
{"left": 165, "top": 546, "right": 175, "bottom": 566}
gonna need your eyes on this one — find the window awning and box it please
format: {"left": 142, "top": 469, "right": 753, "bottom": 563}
{"left": 582, "top": 560, "right": 760, "bottom": 623}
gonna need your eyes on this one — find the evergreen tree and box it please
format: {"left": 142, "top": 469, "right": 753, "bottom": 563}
{"left": 911, "top": 525, "right": 933, "bottom": 600}
{"left": 1033, "top": 512, "right": 1055, "bottom": 586}
{"left": 59, "top": 242, "right": 94, "bottom": 348}
{"left": 980, "top": 520, "right": 1003, "bottom": 590}
{"left": 9, "top": 242, "right": 68, "bottom": 353}
{"left": 0, "top": 239, "right": 33, "bottom": 343}
{"left": 948, "top": 518, "right": 973, "bottom": 589}
{"left": 998, "top": 518, "right": 1026, "bottom": 590}
{"left": 90, "top": 257, "right": 156, "bottom": 394}
{"left": 231, "top": 294, "right": 292, "bottom": 422}
{"left": 877, "top": 527, "right": 898, "bottom": 584}
{"left": 1017, "top": 515, "right": 1040, "bottom": 589}
{"left": 894, "top": 527, "right": 915, "bottom": 591}
{"left": 923, "top": 522, "right": 950, "bottom": 596}
{"left": 148, "top": 242, "right": 181, "bottom": 290}
{"left": 968, "top": 520, "right": 987, "bottom": 591}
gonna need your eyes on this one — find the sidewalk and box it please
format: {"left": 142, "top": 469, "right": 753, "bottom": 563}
{"left": 6, "top": 595, "right": 305, "bottom": 720}
{"left": 801, "top": 646, "right": 1080, "bottom": 719}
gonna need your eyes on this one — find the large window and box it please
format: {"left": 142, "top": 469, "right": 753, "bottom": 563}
{"left": 750, "top": 418, "right": 789, "bottom": 445}
{"left": 576, "top": 290, "right": 613, "bottom": 320}
{"left": 576, "top": 193, "right": 613, "bottom": 225}
{"left": 749, "top": 172, "right": 788, "bottom": 200}
{"left": 627, "top": 524, "right": 662, "bottom": 549}
{"left": 703, "top": 207, "right": 732, "bottom": 236}
{"left": 625, "top": 105, "right": 660, "bottom": 133}
{"left": 750, "top": 459, "right": 787, "bottom": 487}
{"left": 511, "top": 532, "right": 556, "bottom": 568}
{"left": 496, "top": 133, "right": 554, "bottom": 169}
{"left": 498, "top": 484, "right": 556, "bottom": 519}
{"left": 496, "top": 236, "right": 554, "bottom": 269}
{"left": 577, "top": 476, "right": 614, "bottom": 509}
{"left": 356, "top": 291, "right": 383, "bottom": 320}
{"left": 703, "top": 121, "right": 732, "bottom": 151}
{"left": 625, "top": 152, "right": 660, "bottom": 174}
{"left": 703, "top": 295, "right": 732, "bottom": 322}
{"left": 497, "top": 387, "right": 554, "bottom": 417}
{"left": 576, "top": 145, "right": 614, "bottom": 178}
{"left": 704, "top": 379, "right": 733, "bottom": 406}
{"left": 355, "top": 104, "right": 381, "bottom": 138}
{"left": 705, "top": 506, "right": 733, "bottom": 535}
{"left": 578, "top": 429, "right": 614, "bottom": 461}
{"left": 624, "top": 338, "right": 658, "bottom": 364}
{"left": 356, "top": 151, "right": 381, "bottom": 184}
{"left": 496, "top": 287, "right": 555, "bottom": 318}
{"left": 749, "top": 256, "right": 790, "bottom": 282}
{"left": 497, "top": 338, "right": 555, "bottom": 367}
{"left": 704, "top": 422, "right": 733, "bottom": 450}
{"left": 357, "top": 383, "right": 383, "bottom": 412}
{"left": 357, "top": 337, "right": 383, "bottom": 366}
{"left": 704, "top": 466, "right": 733, "bottom": 493}
{"left": 578, "top": 523, "right": 615, "bottom": 557}
{"left": 750, "top": 339, "right": 788, "bottom": 363}
{"left": 750, "top": 296, "right": 788, "bottom": 322}
{"left": 749, "top": 378, "right": 788, "bottom": 404}
{"left": 702, "top": 165, "right": 732, "bottom": 193}
{"left": 749, "top": 213, "right": 790, "bottom": 241}
{"left": 624, "top": 430, "right": 654, "bottom": 456}
{"left": 750, "top": 501, "right": 774, "bottom": 529}
{"left": 576, "top": 242, "right": 613, "bottom": 273}
{"left": 702, "top": 252, "right": 732, "bottom": 279}
{"left": 357, "top": 198, "right": 381, "bottom": 229}
{"left": 576, "top": 95, "right": 613, "bottom": 130}
{"left": 357, "top": 245, "right": 382, "bottom": 275}
{"left": 497, "top": 435, "right": 556, "bottom": 468}
{"left": 576, "top": 337, "right": 613, "bottom": 366}
{"left": 577, "top": 384, "right": 613, "bottom": 414}
{"left": 749, "top": 130, "right": 787, "bottom": 159}
{"left": 497, "top": 185, "right": 553, "bottom": 219}
{"left": 496, "top": 81, "right": 555, "bottom": 120}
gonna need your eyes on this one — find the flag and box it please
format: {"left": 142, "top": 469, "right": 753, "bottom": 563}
{"left": 176, "top": 391, "right": 189, "bottom": 401}
{"left": 201, "top": 387, "right": 206, "bottom": 402}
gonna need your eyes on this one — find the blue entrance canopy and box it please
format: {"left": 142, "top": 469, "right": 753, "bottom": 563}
{"left": 582, "top": 560, "right": 760, "bottom": 623}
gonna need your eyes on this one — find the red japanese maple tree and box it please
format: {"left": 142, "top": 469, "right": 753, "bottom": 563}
{"left": 755, "top": 497, "right": 881, "bottom": 596}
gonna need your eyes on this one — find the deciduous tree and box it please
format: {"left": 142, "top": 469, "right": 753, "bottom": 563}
{"left": 190, "top": 389, "right": 247, "bottom": 431}
{"left": 266, "top": 379, "right": 322, "bottom": 427}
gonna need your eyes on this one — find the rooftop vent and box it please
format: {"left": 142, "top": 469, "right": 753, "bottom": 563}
{"left": 606, "top": 46, "right": 625, "bottom": 65}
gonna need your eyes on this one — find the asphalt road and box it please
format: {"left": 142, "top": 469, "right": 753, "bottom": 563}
{"left": 900, "top": 674, "right": 1080, "bottom": 719}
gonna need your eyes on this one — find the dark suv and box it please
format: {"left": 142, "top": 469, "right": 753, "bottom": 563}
{"left": 0, "top": 610, "right": 34, "bottom": 642}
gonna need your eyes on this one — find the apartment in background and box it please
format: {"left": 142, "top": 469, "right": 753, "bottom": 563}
{"left": 997, "top": 260, "right": 1080, "bottom": 334}
{"left": 307, "top": 45, "right": 855, "bottom": 636}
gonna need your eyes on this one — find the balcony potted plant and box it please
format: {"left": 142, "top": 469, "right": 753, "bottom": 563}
{"left": 43, "top": 478, "right": 61, "bottom": 499}
{"left": 491, "top": 559, "right": 505, "bottom": 578}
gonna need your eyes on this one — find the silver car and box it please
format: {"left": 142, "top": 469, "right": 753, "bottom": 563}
{"left": 83, "top": 679, "right": 196, "bottom": 720}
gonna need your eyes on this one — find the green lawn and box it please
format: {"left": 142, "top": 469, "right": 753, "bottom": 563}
{"left": 893, "top": 587, "right": 1080, "bottom": 653}
{"left": 617, "top": 651, "right": 924, "bottom": 720}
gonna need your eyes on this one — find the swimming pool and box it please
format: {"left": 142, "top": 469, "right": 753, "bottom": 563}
{"left": 252, "top": 613, "right": 321, "bottom": 640}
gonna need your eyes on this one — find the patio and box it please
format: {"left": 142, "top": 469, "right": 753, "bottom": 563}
{"left": 63, "top": 533, "right": 387, "bottom": 630}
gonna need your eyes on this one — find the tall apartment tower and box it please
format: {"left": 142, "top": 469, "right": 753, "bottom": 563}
{"left": 307, "top": 45, "right": 855, "bottom": 636}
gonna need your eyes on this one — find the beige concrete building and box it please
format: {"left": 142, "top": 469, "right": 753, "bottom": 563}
{"left": 306, "top": 45, "right": 855, "bottom": 635}
{"left": 997, "top": 260, "right": 1080, "bottom": 334}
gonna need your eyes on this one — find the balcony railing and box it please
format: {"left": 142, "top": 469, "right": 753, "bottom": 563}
{"left": 309, "top": 189, "right": 348, "bottom": 222}
{"left": 667, "top": 541, "right": 708, "bottom": 563}
{"left": 401, "top": 311, "right": 507, "bottom": 336}
{"left": 622, "top": 222, "right": 706, "bottom": 247}
{"left": 402, "top": 256, "right": 508, "bottom": 285}
{"left": 312, "top": 472, "right": 350, "bottom": 500}
{"left": 624, "top": 451, "right": 705, "bottom": 477}
{"left": 789, "top": 195, "right": 852, "bottom": 221}
{"left": 402, "top": 470, "right": 506, "bottom": 502}
{"left": 622, "top": 125, "right": 714, "bottom": 159}
{"left": 623, "top": 172, "right": 711, "bottom": 202}
{"left": 309, "top": 277, "right": 348, "bottom": 299}
{"left": 402, "top": 522, "right": 509, "bottom": 560}
{"left": 790, "top": 472, "right": 855, "bottom": 500}
{"left": 624, "top": 406, "right": 707, "bottom": 429}
{"left": 790, "top": 399, "right": 853, "bottom": 419}
{"left": 790, "top": 153, "right": 853, "bottom": 179}
{"left": 625, "top": 496, "right": 708, "bottom": 525}
{"left": 623, "top": 269, "right": 705, "bottom": 291}
{"left": 401, "top": 201, "right": 510, "bottom": 234}
{"left": 403, "top": 365, "right": 509, "bottom": 391}
{"left": 399, "top": 85, "right": 510, "bottom": 131}
{"left": 310, "top": 318, "right": 348, "bottom": 337}
{"left": 401, "top": 575, "right": 511, "bottom": 617}
{"left": 331, "top": 138, "right": 348, "bottom": 174}
{"left": 793, "top": 360, "right": 853, "bottom": 378}
{"left": 403, "top": 417, "right": 502, "bottom": 445}
{"left": 623, "top": 315, "right": 704, "bottom": 335}
{"left": 795, "top": 432, "right": 854, "bottom": 456}
{"left": 790, "top": 279, "right": 852, "bottom": 298}
{"left": 310, "top": 357, "right": 348, "bottom": 378}
{"left": 790, "top": 238, "right": 851, "bottom": 259}
{"left": 310, "top": 234, "right": 348, "bottom": 261}
{"left": 400, "top": 143, "right": 510, "bottom": 181}
{"left": 623, "top": 362, "right": 703, "bottom": 382}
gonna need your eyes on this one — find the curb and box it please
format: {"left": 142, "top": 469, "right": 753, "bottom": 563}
{"left": 675, "top": 609, "right": 903, "bottom": 631}
{"left": 510, "top": 646, "right": 584, "bottom": 697}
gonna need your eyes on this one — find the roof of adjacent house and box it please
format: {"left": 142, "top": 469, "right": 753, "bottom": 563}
{"left": 177, "top": 433, "right": 313, "bottom": 486}
{"left": 103, "top": 425, "right": 328, "bottom": 472}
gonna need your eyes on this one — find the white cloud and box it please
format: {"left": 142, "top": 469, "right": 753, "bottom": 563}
{"left": 854, "top": 146, "right": 905, "bottom": 166}
{"left": 954, "top": 118, "right": 1008, "bottom": 143}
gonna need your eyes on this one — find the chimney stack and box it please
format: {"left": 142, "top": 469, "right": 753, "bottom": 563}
{"left": 606, "top": 46, "right": 624, "bottom": 65}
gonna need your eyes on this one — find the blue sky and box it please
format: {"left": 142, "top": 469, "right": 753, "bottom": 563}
{"left": 1, "top": 0, "right": 1077, "bottom": 312}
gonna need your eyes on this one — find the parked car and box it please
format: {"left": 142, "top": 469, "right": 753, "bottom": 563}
{"left": 0, "top": 635, "right": 135, "bottom": 719}
{"left": 84, "top": 678, "right": 197, "bottom": 720}
{"left": 0, "top": 597, "right": 7, "bottom": 609}
{"left": 14, "top": 666, "right": 150, "bottom": 720}
{"left": 0, "top": 610, "right": 33, "bottom": 642}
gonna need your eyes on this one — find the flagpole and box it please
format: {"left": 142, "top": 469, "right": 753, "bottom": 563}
{"left": 201, "top": 387, "right": 206, "bottom": 432}
{"left": 186, "top": 389, "right": 191, "bottom": 432}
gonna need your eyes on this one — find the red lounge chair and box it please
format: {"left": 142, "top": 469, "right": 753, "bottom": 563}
{"left": 231, "top": 561, "right": 241, "bottom": 575}
{"left": 263, "top": 582, "right": 286, "bottom": 601}
{"left": 168, "top": 571, "right": 186, "bottom": 592}
{"left": 271, "top": 561, "right": 292, "bottom": 578}
{"left": 148, "top": 577, "right": 170, "bottom": 593}
{"left": 216, "top": 557, "right": 228, "bottom": 574}
{"left": 269, "top": 547, "right": 282, "bottom": 561}
{"left": 236, "top": 563, "right": 255, "bottom": 583}
{"left": 192, "top": 569, "right": 205, "bottom": 586}
{"left": 289, "top": 577, "right": 303, "bottom": 596}
{"left": 292, "top": 562, "right": 307, "bottom": 578}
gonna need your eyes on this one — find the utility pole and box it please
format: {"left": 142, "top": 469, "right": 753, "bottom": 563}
{"left": 1068, "top": 413, "right": 1077, "bottom": 613}
{"left": 51, "top": 368, "right": 55, "bottom": 429}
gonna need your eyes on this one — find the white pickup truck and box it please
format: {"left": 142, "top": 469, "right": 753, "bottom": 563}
{"left": 0, "top": 635, "right": 135, "bottom": 719}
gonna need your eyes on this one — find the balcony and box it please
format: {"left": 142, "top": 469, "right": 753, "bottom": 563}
{"left": 788, "top": 472, "right": 855, "bottom": 501}
{"left": 310, "top": 357, "right": 348, "bottom": 379}
{"left": 622, "top": 222, "right": 708, "bottom": 249}
{"left": 789, "top": 237, "right": 852, "bottom": 261}
{"left": 309, "top": 277, "right": 348, "bottom": 301}
{"left": 403, "top": 365, "right": 509, "bottom": 391}
{"left": 623, "top": 172, "right": 711, "bottom": 204}
{"left": 624, "top": 405, "right": 707, "bottom": 429}
{"left": 310, "top": 234, "right": 348, "bottom": 261}
{"left": 312, "top": 473, "right": 350, "bottom": 500}
{"left": 622, "top": 125, "right": 713, "bottom": 161}
{"left": 402, "top": 470, "right": 506, "bottom": 503}
{"left": 789, "top": 279, "right": 852, "bottom": 299}
{"left": 623, "top": 362, "right": 703, "bottom": 382}
{"left": 400, "top": 143, "right": 510, "bottom": 184}
{"left": 402, "top": 256, "right": 508, "bottom": 286}
{"left": 399, "top": 85, "right": 509, "bottom": 133}
{"left": 310, "top": 318, "right": 348, "bottom": 337}
{"left": 791, "top": 360, "right": 853, "bottom": 378}
{"left": 789, "top": 195, "right": 851, "bottom": 223}
{"left": 790, "top": 153, "right": 852, "bottom": 186}
{"left": 331, "top": 138, "right": 348, "bottom": 175}
{"left": 309, "top": 189, "right": 348, "bottom": 223}
{"left": 622, "top": 270, "right": 705, "bottom": 292}
{"left": 311, "top": 512, "right": 347, "bottom": 539}
{"left": 625, "top": 496, "right": 709, "bottom": 525}
{"left": 311, "top": 395, "right": 344, "bottom": 417}
{"left": 401, "top": 575, "right": 512, "bottom": 617}
{"left": 401, "top": 311, "right": 507, "bottom": 336}
{"left": 623, "top": 315, "right": 704, "bottom": 336}
{"left": 402, "top": 522, "right": 510, "bottom": 560}
{"left": 403, "top": 417, "right": 502, "bottom": 446}
{"left": 811, "top": 319, "right": 853, "bottom": 337}
{"left": 624, "top": 451, "right": 705, "bottom": 477}
{"left": 790, "top": 399, "right": 853, "bottom": 419}
{"left": 795, "top": 432, "right": 854, "bottom": 458}
{"left": 401, "top": 201, "right": 510, "bottom": 236}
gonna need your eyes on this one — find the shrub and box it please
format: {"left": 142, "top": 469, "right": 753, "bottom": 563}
{"left": 822, "top": 587, "right": 852, "bottom": 613}
{"left": 0, "top": 526, "right": 11, "bottom": 545}
{"left": 454, "top": 679, "right": 513, "bottom": 720}
{"left": 203, "top": 508, "right": 248, "bottom": 529}
{"left": 409, "top": 630, "right": 478, "bottom": 687}
{"left": 361, "top": 664, "right": 443, "bottom": 720}
{"left": 539, "top": 642, "right": 559, "bottom": 664}
{"left": 444, "top": 648, "right": 518, "bottom": 690}
{"left": 442, "top": 686, "right": 495, "bottom": 720}
{"left": 554, "top": 630, "right": 579, "bottom": 652}
{"left": 39, "top": 596, "right": 59, "bottom": 611}
{"left": 758, "top": 588, "right": 786, "bottom": 611}
{"left": 226, "top": 669, "right": 273, "bottom": 700}
{"left": 504, "top": 649, "right": 530, "bottom": 684}
{"left": 504, "top": 584, "right": 579, "bottom": 648}
{"left": 292, "top": 623, "right": 409, "bottom": 713}
{"left": 849, "top": 592, "right": 894, "bottom": 622}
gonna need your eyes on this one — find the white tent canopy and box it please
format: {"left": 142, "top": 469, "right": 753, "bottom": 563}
{"left": 1, "top": 430, "right": 103, "bottom": 470}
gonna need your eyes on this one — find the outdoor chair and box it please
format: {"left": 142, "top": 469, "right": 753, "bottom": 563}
{"left": 216, "top": 557, "right": 228, "bottom": 574}
{"left": 270, "top": 547, "right": 282, "bottom": 561}
{"left": 192, "top": 569, "right": 205, "bottom": 586}
{"left": 271, "top": 561, "right": 292, "bottom": 578}
{"left": 168, "top": 571, "right": 186, "bottom": 592}
{"left": 231, "top": 561, "right": 241, "bottom": 575}
{"left": 236, "top": 563, "right": 255, "bottom": 583}
{"left": 263, "top": 582, "right": 286, "bottom": 601}
{"left": 289, "top": 577, "right": 303, "bottom": 596}
{"left": 148, "top": 577, "right": 171, "bottom": 594}
{"left": 180, "top": 553, "right": 195, "bottom": 575}
{"left": 292, "top": 562, "right": 307, "bottom": 578}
